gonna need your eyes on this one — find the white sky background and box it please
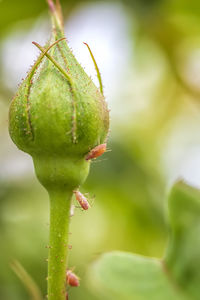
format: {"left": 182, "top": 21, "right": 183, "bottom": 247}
{"left": 1, "top": 1, "right": 200, "bottom": 189}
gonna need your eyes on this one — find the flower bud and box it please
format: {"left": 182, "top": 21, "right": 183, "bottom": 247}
{"left": 9, "top": 2, "right": 109, "bottom": 192}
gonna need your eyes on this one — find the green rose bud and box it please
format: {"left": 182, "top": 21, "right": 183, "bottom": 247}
{"left": 9, "top": 1, "right": 109, "bottom": 193}
{"left": 9, "top": 1, "right": 109, "bottom": 299}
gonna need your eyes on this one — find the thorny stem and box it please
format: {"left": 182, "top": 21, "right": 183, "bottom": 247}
{"left": 48, "top": 190, "right": 72, "bottom": 300}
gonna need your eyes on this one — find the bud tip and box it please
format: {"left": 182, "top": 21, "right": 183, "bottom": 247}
{"left": 47, "top": 0, "right": 56, "bottom": 13}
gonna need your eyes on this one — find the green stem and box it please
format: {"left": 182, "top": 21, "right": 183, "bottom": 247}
{"left": 48, "top": 189, "right": 72, "bottom": 300}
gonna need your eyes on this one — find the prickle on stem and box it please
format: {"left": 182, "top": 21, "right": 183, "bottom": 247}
{"left": 69, "top": 204, "right": 75, "bottom": 217}
{"left": 85, "top": 143, "right": 107, "bottom": 160}
{"left": 66, "top": 270, "right": 80, "bottom": 287}
{"left": 74, "top": 191, "right": 90, "bottom": 210}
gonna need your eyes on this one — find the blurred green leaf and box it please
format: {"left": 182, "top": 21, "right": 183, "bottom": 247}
{"left": 88, "top": 181, "right": 200, "bottom": 300}
{"left": 88, "top": 252, "right": 184, "bottom": 300}
{"left": 11, "top": 260, "right": 43, "bottom": 300}
{"left": 166, "top": 182, "right": 200, "bottom": 299}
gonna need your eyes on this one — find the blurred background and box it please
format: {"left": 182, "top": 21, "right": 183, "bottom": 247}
{"left": 1, "top": 0, "right": 200, "bottom": 299}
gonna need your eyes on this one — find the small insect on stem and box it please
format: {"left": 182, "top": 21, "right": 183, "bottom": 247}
{"left": 74, "top": 191, "right": 90, "bottom": 210}
{"left": 85, "top": 143, "right": 107, "bottom": 161}
{"left": 66, "top": 270, "right": 80, "bottom": 287}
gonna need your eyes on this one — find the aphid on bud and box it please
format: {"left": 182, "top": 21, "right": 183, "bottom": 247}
{"left": 74, "top": 191, "right": 90, "bottom": 210}
{"left": 85, "top": 143, "right": 107, "bottom": 160}
{"left": 66, "top": 270, "right": 80, "bottom": 287}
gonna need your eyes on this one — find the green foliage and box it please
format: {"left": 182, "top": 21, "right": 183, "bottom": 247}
{"left": 166, "top": 182, "right": 200, "bottom": 299}
{"left": 88, "top": 182, "right": 200, "bottom": 300}
{"left": 10, "top": 260, "right": 43, "bottom": 300}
